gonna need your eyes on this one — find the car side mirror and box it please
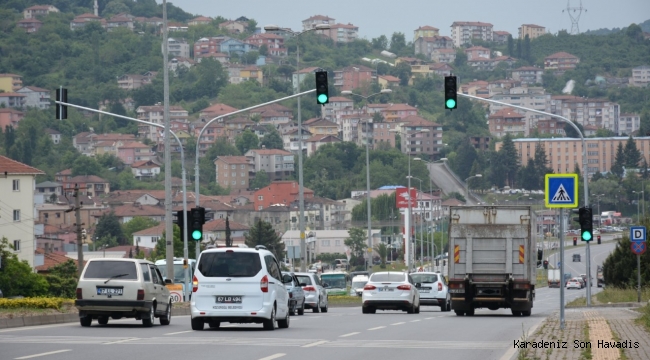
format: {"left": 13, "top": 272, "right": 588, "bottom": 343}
{"left": 282, "top": 275, "right": 293, "bottom": 284}
{"left": 164, "top": 279, "right": 173, "bottom": 285}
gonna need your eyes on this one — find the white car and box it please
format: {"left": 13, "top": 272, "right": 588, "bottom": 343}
{"left": 410, "top": 272, "right": 450, "bottom": 311}
{"left": 350, "top": 275, "right": 369, "bottom": 296}
{"left": 293, "top": 272, "right": 329, "bottom": 313}
{"left": 566, "top": 279, "right": 582, "bottom": 290}
{"left": 361, "top": 271, "right": 420, "bottom": 314}
{"left": 190, "top": 245, "right": 290, "bottom": 331}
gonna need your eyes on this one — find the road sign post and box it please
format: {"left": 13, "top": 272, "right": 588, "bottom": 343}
{"left": 630, "top": 226, "right": 646, "bottom": 302}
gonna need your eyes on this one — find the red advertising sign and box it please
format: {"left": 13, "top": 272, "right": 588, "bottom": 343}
{"left": 396, "top": 187, "right": 417, "bottom": 208}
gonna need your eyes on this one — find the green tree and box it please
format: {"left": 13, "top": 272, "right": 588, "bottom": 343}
{"left": 260, "top": 128, "right": 284, "bottom": 150}
{"left": 344, "top": 228, "right": 367, "bottom": 260}
{"left": 564, "top": 121, "right": 585, "bottom": 138}
{"left": 250, "top": 170, "right": 271, "bottom": 190}
{"left": 122, "top": 216, "right": 159, "bottom": 243}
{"left": 498, "top": 134, "right": 519, "bottom": 187}
{"left": 95, "top": 211, "right": 127, "bottom": 245}
{"left": 45, "top": 260, "right": 78, "bottom": 298}
{"left": 533, "top": 143, "right": 554, "bottom": 189}
{"left": 374, "top": 242, "right": 388, "bottom": 268}
{"left": 71, "top": 155, "right": 103, "bottom": 177}
{"left": 611, "top": 143, "right": 626, "bottom": 179}
{"left": 244, "top": 219, "right": 284, "bottom": 260}
{"left": 623, "top": 135, "right": 641, "bottom": 168}
{"left": 235, "top": 129, "right": 259, "bottom": 155}
{"left": 154, "top": 225, "right": 197, "bottom": 259}
{"left": 225, "top": 216, "right": 232, "bottom": 247}
{"left": 0, "top": 237, "right": 49, "bottom": 297}
{"left": 507, "top": 35, "right": 514, "bottom": 56}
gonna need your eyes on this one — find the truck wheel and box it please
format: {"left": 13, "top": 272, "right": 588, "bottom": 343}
{"left": 454, "top": 310, "right": 464, "bottom": 316}
{"left": 511, "top": 310, "right": 521, "bottom": 316}
{"left": 521, "top": 310, "right": 531, "bottom": 317}
{"left": 465, "top": 307, "right": 475, "bottom": 316}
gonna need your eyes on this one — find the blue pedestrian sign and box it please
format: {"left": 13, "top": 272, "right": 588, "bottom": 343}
{"left": 630, "top": 226, "right": 646, "bottom": 242}
{"left": 545, "top": 174, "right": 578, "bottom": 208}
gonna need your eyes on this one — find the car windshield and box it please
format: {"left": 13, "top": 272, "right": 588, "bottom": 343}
{"left": 83, "top": 261, "right": 138, "bottom": 280}
{"left": 157, "top": 264, "right": 188, "bottom": 282}
{"left": 198, "top": 252, "right": 262, "bottom": 277}
{"left": 321, "top": 275, "right": 346, "bottom": 288}
{"left": 370, "top": 273, "right": 406, "bottom": 282}
{"left": 296, "top": 275, "right": 312, "bottom": 285}
{"left": 411, "top": 274, "right": 439, "bottom": 283}
{"left": 351, "top": 281, "right": 367, "bottom": 289}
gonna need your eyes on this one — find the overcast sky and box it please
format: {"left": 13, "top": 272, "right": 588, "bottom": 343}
{"left": 164, "top": 0, "right": 649, "bottom": 40}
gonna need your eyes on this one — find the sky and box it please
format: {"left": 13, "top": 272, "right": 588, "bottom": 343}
{"left": 164, "top": 0, "right": 649, "bottom": 40}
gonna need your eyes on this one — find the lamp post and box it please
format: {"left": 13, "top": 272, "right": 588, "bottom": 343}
{"left": 407, "top": 176, "right": 423, "bottom": 266}
{"left": 390, "top": 128, "right": 429, "bottom": 271}
{"left": 341, "top": 89, "right": 392, "bottom": 271}
{"left": 264, "top": 24, "right": 331, "bottom": 272}
{"left": 414, "top": 157, "right": 447, "bottom": 265}
{"left": 465, "top": 174, "right": 482, "bottom": 203}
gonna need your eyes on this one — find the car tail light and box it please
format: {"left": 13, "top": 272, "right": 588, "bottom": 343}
{"left": 449, "top": 282, "right": 464, "bottom": 289}
{"left": 192, "top": 275, "right": 198, "bottom": 292}
{"left": 397, "top": 284, "right": 411, "bottom": 290}
{"left": 438, "top": 282, "right": 443, "bottom": 291}
{"left": 261, "top": 275, "right": 269, "bottom": 293}
{"left": 137, "top": 289, "right": 145, "bottom": 301}
{"left": 303, "top": 286, "right": 316, "bottom": 292}
{"left": 289, "top": 292, "right": 293, "bottom": 298}
{"left": 76, "top": 288, "right": 83, "bottom": 300}
{"left": 363, "top": 284, "right": 376, "bottom": 291}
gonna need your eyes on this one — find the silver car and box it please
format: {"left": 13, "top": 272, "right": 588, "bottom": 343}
{"left": 410, "top": 272, "right": 451, "bottom": 311}
{"left": 282, "top": 272, "right": 305, "bottom": 316}
{"left": 294, "top": 272, "right": 329, "bottom": 313}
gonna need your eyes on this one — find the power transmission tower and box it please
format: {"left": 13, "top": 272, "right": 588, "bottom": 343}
{"left": 563, "top": 0, "right": 587, "bottom": 34}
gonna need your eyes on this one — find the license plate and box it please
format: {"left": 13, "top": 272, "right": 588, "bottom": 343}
{"left": 97, "top": 287, "right": 123, "bottom": 296}
{"left": 419, "top": 290, "right": 430, "bottom": 293}
{"left": 449, "top": 289, "right": 465, "bottom": 293}
{"left": 216, "top": 296, "right": 243, "bottom": 304}
{"left": 378, "top": 287, "right": 394, "bottom": 292}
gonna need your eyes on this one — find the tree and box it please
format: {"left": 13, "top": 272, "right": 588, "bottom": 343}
{"left": 498, "top": 134, "right": 519, "bottom": 187}
{"left": 250, "top": 170, "right": 271, "bottom": 189}
{"left": 0, "top": 237, "right": 49, "bottom": 297}
{"left": 344, "top": 228, "right": 367, "bottom": 260}
{"left": 245, "top": 219, "right": 284, "bottom": 260}
{"left": 611, "top": 143, "right": 626, "bottom": 179}
{"left": 507, "top": 35, "right": 514, "bottom": 56}
{"left": 71, "top": 155, "right": 103, "bottom": 176}
{"left": 154, "top": 225, "right": 197, "bottom": 259}
{"left": 523, "top": 34, "right": 531, "bottom": 63}
{"left": 122, "top": 216, "right": 159, "bottom": 243}
{"left": 371, "top": 35, "right": 388, "bottom": 50}
{"left": 95, "top": 211, "right": 127, "bottom": 245}
{"left": 374, "top": 242, "right": 388, "bottom": 268}
{"left": 533, "top": 143, "right": 554, "bottom": 189}
{"left": 45, "top": 260, "right": 78, "bottom": 298}
{"left": 225, "top": 216, "right": 232, "bottom": 247}
{"left": 388, "top": 32, "right": 407, "bottom": 55}
{"left": 260, "top": 128, "right": 284, "bottom": 150}
{"left": 623, "top": 135, "right": 641, "bottom": 168}
{"left": 235, "top": 129, "right": 259, "bottom": 155}
{"left": 564, "top": 121, "right": 585, "bottom": 138}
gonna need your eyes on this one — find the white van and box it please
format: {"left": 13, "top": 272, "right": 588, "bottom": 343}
{"left": 155, "top": 258, "right": 196, "bottom": 301}
{"left": 350, "top": 275, "right": 369, "bottom": 296}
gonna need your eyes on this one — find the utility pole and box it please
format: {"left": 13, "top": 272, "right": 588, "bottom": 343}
{"left": 162, "top": 0, "right": 174, "bottom": 281}
{"left": 74, "top": 184, "right": 84, "bottom": 276}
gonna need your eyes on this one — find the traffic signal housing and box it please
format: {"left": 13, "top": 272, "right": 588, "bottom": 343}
{"left": 578, "top": 206, "right": 593, "bottom": 241}
{"left": 315, "top": 70, "right": 329, "bottom": 105}
{"left": 55, "top": 88, "right": 67, "bottom": 120}
{"left": 597, "top": 235, "right": 601, "bottom": 244}
{"left": 190, "top": 207, "right": 206, "bottom": 241}
{"left": 444, "top": 75, "right": 457, "bottom": 110}
{"left": 543, "top": 260, "right": 549, "bottom": 269}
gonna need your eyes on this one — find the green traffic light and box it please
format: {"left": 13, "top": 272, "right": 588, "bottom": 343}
{"left": 445, "top": 99, "right": 456, "bottom": 109}
{"left": 317, "top": 94, "right": 328, "bottom": 104}
{"left": 582, "top": 231, "right": 592, "bottom": 241}
{"left": 192, "top": 230, "right": 202, "bottom": 240}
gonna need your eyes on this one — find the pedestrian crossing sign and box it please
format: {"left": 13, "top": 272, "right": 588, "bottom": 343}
{"left": 545, "top": 174, "right": 578, "bottom": 208}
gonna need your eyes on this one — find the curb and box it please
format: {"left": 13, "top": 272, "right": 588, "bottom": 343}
{"left": 567, "top": 302, "right": 646, "bottom": 309}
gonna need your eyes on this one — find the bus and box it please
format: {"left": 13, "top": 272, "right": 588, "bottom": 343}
{"left": 320, "top": 272, "right": 350, "bottom": 296}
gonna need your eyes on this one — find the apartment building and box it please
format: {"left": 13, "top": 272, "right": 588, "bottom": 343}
{"left": 518, "top": 24, "right": 546, "bottom": 39}
{"left": 536, "top": 118, "right": 566, "bottom": 136}
{"left": 450, "top": 21, "right": 493, "bottom": 47}
{"left": 23, "top": 5, "right": 59, "bottom": 18}
{"left": 511, "top": 66, "right": 544, "bottom": 85}
{"left": 324, "top": 23, "right": 359, "bottom": 44}
{"left": 630, "top": 65, "right": 650, "bottom": 87}
{"left": 557, "top": 97, "right": 620, "bottom": 133}
{"left": 333, "top": 65, "right": 376, "bottom": 92}
{"left": 493, "top": 30, "right": 511, "bottom": 44}
{"left": 163, "top": 37, "right": 190, "bottom": 58}
{"left": 396, "top": 116, "right": 443, "bottom": 160}
{"left": 245, "top": 33, "right": 287, "bottom": 56}
{"left": 245, "top": 148, "right": 295, "bottom": 181}
{"left": 16, "top": 86, "right": 50, "bottom": 109}
{"left": 413, "top": 25, "right": 440, "bottom": 41}
{"left": 488, "top": 109, "right": 526, "bottom": 138}
{"left": 302, "top": 15, "right": 335, "bottom": 31}
{"left": 544, "top": 52, "right": 580, "bottom": 73}
{"left": 136, "top": 105, "right": 189, "bottom": 142}
{"left": 617, "top": 113, "right": 641, "bottom": 136}
{"left": 0, "top": 108, "right": 23, "bottom": 130}
{"left": 214, "top": 156, "right": 253, "bottom": 191}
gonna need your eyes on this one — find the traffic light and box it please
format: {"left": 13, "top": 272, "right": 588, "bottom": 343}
{"left": 81, "top": 228, "right": 87, "bottom": 241}
{"left": 315, "top": 70, "right": 329, "bottom": 105}
{"left": 173, "top": 210, "right": 191, "bottom": 241}
{"left": 573, "top": 237, "right": 577, "bottom": 246}
{"left": 543, "top": 260, "right": 549, "bottom": 269}
{"left": 444, "top": 75, "right": 457, "bottom": 110}
{"left": 578, "top": 206, "right": 593, "bottom": 241}
{"left": 597, "top": 235, "right": 601, "bottom": 244}
{"left": 55, "top": 88, "right": 68, "bottom": 120}
{"left": 190, "top": 207, "right": 206, "bottom": 241}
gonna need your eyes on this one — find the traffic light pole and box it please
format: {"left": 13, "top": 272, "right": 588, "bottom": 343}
{"left": 559, "top": 208, "right": 566, "bottom": 329}
{"left": 456, "top": 92, "right": 592, "bottom": 306}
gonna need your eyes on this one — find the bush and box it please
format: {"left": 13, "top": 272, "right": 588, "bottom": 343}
{"left": 0, "top": 297, "right": 71, "bottom": 309}
{"left": 0, "top": 237, "right": 49, "bottom": 297}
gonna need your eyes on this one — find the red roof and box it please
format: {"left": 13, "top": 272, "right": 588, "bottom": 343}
{"left": 204, "top": 218, "right": 250, "bottom": 231}
{"left": 0, "top": 155, "right": 45, "bottom": 175}
{"left": 545, "top": 52, "right": 578, "bottom": 59}
{"left": 35, "top": 249, "right": 81, "bottom": 273}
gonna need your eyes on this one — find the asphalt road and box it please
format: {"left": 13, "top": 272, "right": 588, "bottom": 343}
{"left": 0, "top": 243, "right": 616, "bottom": 360}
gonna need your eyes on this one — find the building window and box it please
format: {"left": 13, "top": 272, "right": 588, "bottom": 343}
{"left": 335, "top": 240, "right": 341, "bottom": 246}
{"left": 12, "top": 179, "right": 19, "bottom": 191}
{"left": 13, "top": 240, "right": 20, "bottom": 251}
{"left": 322, "top": 240, "right": 330, "bottom": 246}
{"left": 152, "top": 237, "right": 159, "bottom": 243}
{"left": 258, "top": 195, "right": 263, "bottom": 200}
{"left": 136, "top": 237, "right": 141, "bottom": 243}
{"left": 13, "top": 210, "right": 20, "bottom": 222}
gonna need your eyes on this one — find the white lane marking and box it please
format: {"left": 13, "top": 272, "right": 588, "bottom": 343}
{"left": 339, "top": 332, "right": 360, "bottom": 337}
{"left": 410, "top": 320, "right": 421, "bottom": 322}
{"left": 425, "top": 317, "right": 434, "bottom": 320}
{"left": 302, "top": 340, "right": 328, "bottom": 348}
{"left": 499, "top": 321, "right": 543, "bottom": 360}
{"left": 368, "top": 326, "right": 386, "bottom": 330}
{"left": 15, "top": 350, "right": 71, "bottom": 359}
{"left": 258, "top": 353, "right": 286, "bottom": 360}
{"left": 103, "top": 338, "right": 139, "bottom": 345}
{"left": 164, "top": 330, "right": 193, "bottom": 335}
{"left": 391, "top": 322, "right": 406, "bottom": 325}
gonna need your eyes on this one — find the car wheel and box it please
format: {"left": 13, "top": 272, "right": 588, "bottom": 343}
{"left": 454, "top": 310, "right": 464, "bottom": 316}
{"left": 444, "top": 296, "right": 452, "bottom": 312}
{"left": 208, "top": 320, "right": 220, "bottom": 329}
{"left": 191, "top": 317, "right": 204, "bottom": 330}
{"left": 368, "top": 307, "right": 376, "bottom": 314}
{"left": 142, "top": 304, "right": 155, "bottom": 327}
{"left": 320, "top": 298, "right": 328, "bottom": 313}
{"left": 97, "top": 316, "right": 109, "bottom": 325}
{"left": 407, "top": 301, "right": 415, "bottom": 314}
{"left": 80, "top": 316, "right": 92, "bottom": 327}
{"left": 512, "top": 310, "right": 521, "bottom": 316}
{"left": 297, "top": 300, "right": 305, "bottom": 315}
{"left": 278, "top": 308, "right": 290, "bottom": 329}
{"left": 263, "top": 307, "right": 276, "bottom": 330}
{"left": 313, "top": 298, "right": 321, "bottom": 313}
{"left": 160, "top": 301, "right": 171, "bottom": 326}
{"left": 289, "top": 302, "right": 296, "bottom": 316}
{"left": 415, "top": 303, "right": 420, "bottom": 314}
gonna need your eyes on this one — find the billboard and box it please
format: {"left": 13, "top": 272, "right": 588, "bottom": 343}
{"left": 395, "top": 187, "right": 417, "bottom": 208}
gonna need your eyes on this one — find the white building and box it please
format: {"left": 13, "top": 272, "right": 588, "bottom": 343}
{"left": 16, "top": 86, "right": 50, "bottom": 109}
{"left": 450, "top": 21, "right": 493, "bottom": 47}
{"left": 281, "top": 229, "right": 381, "bottom": 259}
{"left": 163, "top": 38, "right": 190, "bottom": 59}
{"left": 489, "top": 86, "right": 551, "bottom": 135}
{"left": 132, "top": 223, "right": 164, "bottom": 249}
{"left": 0, "top": 155, "right": 45, "bottom": 268}
{"left": 617, "top": 113, "right": 641, "bottom": 136}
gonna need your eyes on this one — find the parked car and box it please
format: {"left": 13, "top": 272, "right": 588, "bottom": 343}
{"left": 75, "top": 258, "right": 172, "bottom": 327}
{"left": 361, "top": 271, "right": 420, "bottom": 314}
{"left": 190, "top": 245, "right": 290, "bottom": 331}
{"left": 566, "top": 279, "right": 582, "bottom": 290}
{"left": 281, "top": 272, "right": 305, "bottom": 316}
{"left": 294, "top": 272, "right": 329, "bottom": 313}
{"left": 410, "top": 272, "right": 450, "bottom": 312}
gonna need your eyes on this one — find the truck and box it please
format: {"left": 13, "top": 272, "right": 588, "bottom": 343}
{"left": 447, "top": 205, "right": 536, "bottom": 317}
{"left": 548, "top": 269, "right": 561, "bottom": 288}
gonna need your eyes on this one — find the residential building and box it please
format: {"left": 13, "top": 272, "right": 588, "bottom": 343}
{"left": 62, "top": 175, "right": 110, "bottom": 197}
{"left": 382, "top": 103, "right": 418, "bottom": 123}
{"left": 450, "top": 21, "right": 493, "bottom": 47}
{"left": 218, "top": 20, "right": 247, "bottom": 33}
{"left": 196, "top": 122, "right": 227, "bottom": 156}
{"left": 497, "top": 136, "right": 650, "bottom": 177}
{"left": 617, "top": 113, "right": 641, "bottom": 136}
{"left": 544, "top": 52, "right": 580, "bottom": 73}
{"left": 136, "top": 105, "right": 188, "bottom": 142}
{"left": 168, "top": 57, "right": 195, "bottom": 73}
{"left": 203, "top": 218, "right": 250, "bottom": 245}
{"left": 0, "top": 73, "right": 23, "bottom": 92}
{"left": 245, "top": 33, "right": 287, "bottom": 56}
{"left": 302, "top": 15, "right": 335, "bottom": 31}
{"left": 16, "top": 86, "right": 50, "bottom": 109}
{"left": 117, "top": 72, "right": 157, "bottom": 90}
{"left": 282, "top": 229, "right": 380, "bottom": 257}
{"left": 493, "top": 30, "right": 511, "bottom": 44}
{"left": 518, "top": 24, "right": 546, "bottom": 39}
{"left": 130, "top": 160, "right": 160, "bottom": 180}
{"left": 413, "top": 25, "right": 440, "bottom": 41}
{"left": 224, "top": 117, "right": 255, "bottom": 139}
{"left": 35, "top": 181, "right": 62, "bottom": 201}
{"left": 0, "top": 108, "right": 24, "bottom": 130}
{"left": 106, "top": 15, "right": 134, "bottom": 31}
{"left": 132, "top": 223, "right": 164, "bottom": 249}
{"left": 70, "top": 13, "right": 104, "bottom": 31}
{"left": 469, "top": 136, "right": 491, "bottom": 151}
{"left": 372, "top": 121, "right": 398, "bottom": 148}
{"left": 488, "top": 109, "right": 526, "bottom": 138}
{"left": 239, "top": 66, "right": 264, "bottom": 83}
{"left": 630, "top": 65, "right": 650, "bottom": 87}
{"left": 257, "top": 110, "right": 291, "bottom": 126}
{"left": 214, "top": 156, "right": 253, "bottom": 191}
{"left": 398, "top": 115, "right": 443, "bottom": 159}
{"left": 0, "top": 93, "right": 26, "bottom": 108}
{"left": 378, "top": 75, "right": 400, "bottom": 89}
{"left": 333, "top": 65, "right": 376, "bottom": 92}
{"left": 118, "top": 142, "right": 155, "bottom": 165}
{"left": 414, "top": 35, "right": 455, "bottom": 60}
{"left": 94, "top": 204, "right": 165, "bottom": 224}
{"left": 489, "top": 86, "right": 551, "bottom": 134}
{"left": 292, "top": 66, "right": 320, "bottom": 93}
{"left": 245, "top": 149, "right": 295, "bottom": 181}
{"left": 465, "top": 46, "right": 491, "bottom": 61}
{"left": 93, "top": 141, "right": 117, "bottom": 157}
{"left": 282, "top": 128, "right": 311, "bottom": 154}
{"left": 36, "top": 202, "right": 106, "bottom": 230}
{"left": 253, "top": 181, "right": 314, "bottom": 211}
{"left": 511, "top": 66, "right": 544, "bottom": 85}
{"left": 163, "top": 37, "right": 190, "bottom": 58}
{"left": 189, "top": 16, "right": 212, "bottom": 26}
{"left": 536, "top": 118, "right": 566, "bottom": 136}
{"left": 54, "top": 168, "right": 73, "bottom": 183}
{"left": 199, "top": 103, "right": 238, "bottom": 122}
{"left": 0, "top": 155, "right": 45, "bottom": 268}
{"left": 306, "top": 119, "right": 338, "bottom": 136}
{"left": 305, "top": 134, "right": 341, "bottom": 157}
{"left": 323, "top": 23, "right": 359, "bottom": 44}
{"left": 23, "top": 5, "right": 59, "bottom": 18}
{"left": 557, "top": 96, "right": 620, "bottom": 133}
{"left": 17, "top": 18, "right": 43, "bottom": 33}
{"left": 219, "top": 37, "right": 254, "bottom": 56}
{"left": 193, "top": 36, "right": 227, "bottom": 60}
{"left": 431, "top": 48, "right": 457, "bottom": 64}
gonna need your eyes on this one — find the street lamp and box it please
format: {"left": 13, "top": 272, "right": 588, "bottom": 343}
{"left": 407, "top": 176, "right": 423, "bottom": 266}
{"left": 414, "top": 157, "right": 447, "bottom": 264}
{"left": 340, "top": 89, "right": 392, "bottom": 271}
{"left": 264, "top": 23, "right": 331, "bottom": 272}
{"left": 464, "top": 174, "right": 482, "bottom": 203}
{"left": 390, "top": 127, "right": 429, "bottom": 271}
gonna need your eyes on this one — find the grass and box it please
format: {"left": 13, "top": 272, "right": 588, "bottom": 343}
{"left": 0, "top": 302, "right": 77, "bottom": 319}
{"left": 579, "top": 322, "right": 592, "bottom": 360}
{"left": 327, "top": 295, "right": 362, "bottom": 306}
{"left": 566, "top": 287, "right": 650, "bottom": 307}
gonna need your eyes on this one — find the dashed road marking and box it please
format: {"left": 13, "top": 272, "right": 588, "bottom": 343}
{"left": 258, "top": 353, "right": 286, "bottom": 360}
{"left": 104, "top": 338, "right": 139, "bottom": 345}
{"left": 339, "top": 332, "right": 360, "bottom": 337}
{"left": 391, "top": 322, "right": 405, "bottom": 325}
{"left": 302, "top": 340, "right": 328, "bottom": 348}
{"left": 164, "top": 330, "right": 193, "bottom": 335}
{"left": 15, "top": 350, "right": 71, "bottom": 359}
{"left": 410, "top": 320, "right": 421, "bottom": 322}
{"left": 368, "top": 326, "right": 386, "bottom": 331}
